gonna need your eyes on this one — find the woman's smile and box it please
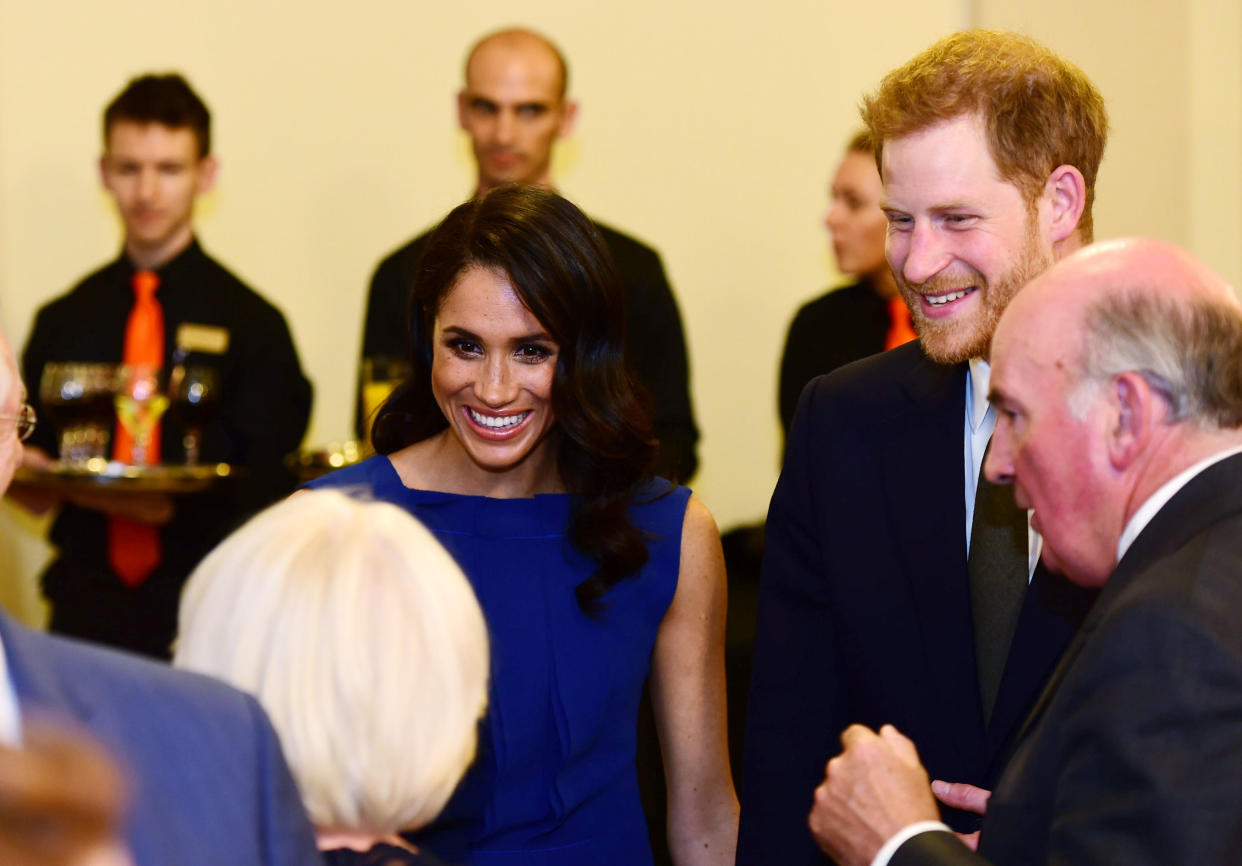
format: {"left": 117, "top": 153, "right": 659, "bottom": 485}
{"left": 463, "top": 406, "right": 533, "bottom": 437}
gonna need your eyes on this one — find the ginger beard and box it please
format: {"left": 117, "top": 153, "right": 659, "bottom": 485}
{"left": 901, "top": 214, "right": 1053, "bottom": 364}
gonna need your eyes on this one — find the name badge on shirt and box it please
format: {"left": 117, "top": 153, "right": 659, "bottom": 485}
{"left": 176, "top": 324, "right": 229, "bottom": 355}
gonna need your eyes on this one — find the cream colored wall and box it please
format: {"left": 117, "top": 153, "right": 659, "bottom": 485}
{"left": 975, "top": 0, "right": 1242, "bottom": 289}
{"left": 1, "top": 1, "right": 1237, "bottom": 625}
{"left": 1187, "top": 0, "right": 1242, "bottom": 289}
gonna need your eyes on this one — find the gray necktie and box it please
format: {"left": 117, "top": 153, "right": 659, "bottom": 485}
{"left": 968, "top": 440, "right": 1029, "bottom": 727}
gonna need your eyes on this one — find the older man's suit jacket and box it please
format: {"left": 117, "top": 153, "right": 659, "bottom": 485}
{"left": 891, "top": 452, "right": 1242, "bottom": 866}
{"left": 0, "top": 611, "right": 319, "bottom": 866}
{"left": 737, "top": 341, "right": 1094, "bottom": 865}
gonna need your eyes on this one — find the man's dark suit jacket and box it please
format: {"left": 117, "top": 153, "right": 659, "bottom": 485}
{"left": 359, "top": 221, "right": 699, "bottom": 482}
{"left": 737, "top": 341, "right": 1093, "bottom": 865}
{"left": 892, "top": 452, "right": 1242, "bottom": 866}
{"left": 0, "top": 611, "right": 320, "bottom": 865}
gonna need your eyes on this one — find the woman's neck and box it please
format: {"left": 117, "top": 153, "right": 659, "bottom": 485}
{"left": 390, "top": 430, "right": 564, "bottom": 498}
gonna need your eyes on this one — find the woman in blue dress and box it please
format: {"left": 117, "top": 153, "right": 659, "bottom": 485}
{"left": 309, "top": 186, "right": 737, "bottom": 865}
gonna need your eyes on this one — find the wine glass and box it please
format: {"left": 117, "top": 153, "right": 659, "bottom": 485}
{"left": 39, "top": 363, "right": 116, "bottom": 463}
{"left": 168, "top": 365, "right": 219, "bottom": 467}
{"left": 113, "top": 365, "right": 169, "bottom": 466}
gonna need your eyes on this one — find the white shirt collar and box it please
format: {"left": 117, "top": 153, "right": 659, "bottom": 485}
{"left": 0, "top": 631, "right": 22, "bottom": 746}
{"left": 967, "top": 358, "right": 991, "bottom": 432}
{"left": 1117, "top": 443, "right": 1242, "bottom": 561}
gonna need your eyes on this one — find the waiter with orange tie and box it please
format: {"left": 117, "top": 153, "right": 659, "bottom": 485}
{"left": 17, "top": 73, "right": 311, "bottom": 659}
{"left": 778, "top": 130, "right": 915, "bottom": 440}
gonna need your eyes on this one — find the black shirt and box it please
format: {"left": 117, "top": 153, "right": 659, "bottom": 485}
{"left": 360, "top": 221, "right": 699, "bottom": 483}
{"left": 22, "top": 239, "right": 312, "bottom": 654}
{"left": 778, "top": 278, "right": 890, "bottom": 438}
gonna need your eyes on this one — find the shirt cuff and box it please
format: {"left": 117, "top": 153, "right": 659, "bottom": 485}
{"left": 870, "top": 821, "right": 954, "bottom": 866}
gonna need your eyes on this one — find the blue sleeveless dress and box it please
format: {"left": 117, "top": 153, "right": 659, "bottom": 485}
{"left": 306, "top": 456, "right": 689, "bottom": 865}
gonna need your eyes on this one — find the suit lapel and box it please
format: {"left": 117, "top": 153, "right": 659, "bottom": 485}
{"left": 988, "top": 564, "right": 1094, "bottom": 773}
{"left": 876, "top": 351, "right": 986, "bottom": 766}
{"left": 985, "top": 563, "right": 1096, "bottom": 777}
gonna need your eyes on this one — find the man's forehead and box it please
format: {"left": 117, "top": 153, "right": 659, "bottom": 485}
{"left": 879, "top": 114, "right": 1009, "bottom": 199}
{"left": 997, "top": 282, "right": 1079, "bottom": 375}
{"left": 104, "top": 121, "right": 200, "bottom": 155}
{"left": 990, "top": 328, "right": 1052, "bottom": 408}
{"left": 466, "top": 40, "right": 563, "bottom": 97}
{"left": 989, "top": 322, "right": 1023, "bottom": 386}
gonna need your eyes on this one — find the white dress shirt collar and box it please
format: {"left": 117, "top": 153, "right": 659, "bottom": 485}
{"left": 964, "top": 358, "right": 997, "bottom": 554}
{"left": 1117, "top": 443, "right": 1242, "bottom": 562}
{"left": 967, "top": 358, "right": 991, "bottom": 433}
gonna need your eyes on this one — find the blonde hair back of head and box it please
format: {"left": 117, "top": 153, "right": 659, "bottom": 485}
{"left": 174, "top": 488, "right": 490, "bottom": 837}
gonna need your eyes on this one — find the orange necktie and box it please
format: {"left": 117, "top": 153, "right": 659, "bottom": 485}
{"left": 108, "top": 270, "right": 163, "bottom": 587}
{"left": 884, "top": 295, "right": 918, "bottom": 350}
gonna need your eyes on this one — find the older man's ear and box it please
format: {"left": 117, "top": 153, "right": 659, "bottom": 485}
{"left": 1106, "top": 372, "right": 1161, "bottom": 472}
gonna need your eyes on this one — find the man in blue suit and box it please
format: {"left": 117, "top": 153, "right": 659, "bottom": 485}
{"left": 0, "top": 326, "right": 320, "bottom": 866}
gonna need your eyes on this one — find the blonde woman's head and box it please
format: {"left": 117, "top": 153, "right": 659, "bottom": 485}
{"left": 175, "top": 489, "right": 489, "bottom": 836}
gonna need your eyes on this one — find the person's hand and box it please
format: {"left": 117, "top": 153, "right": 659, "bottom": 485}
{"left": 64, "top": 488, "right": 175, "bottom": 525}
{"left": 808, "top": 724, "right": 939, "bottom": 866}
{"left": 9, "top": 445, "right": 175, "bottom": 524}
{"left": 932, "top": 780, "right": 991, "bottom": 850}
{"left": 7, "top": 446, "right": 63, "bottom": 514}
{"left": 932, "top": 780, "right": 991, "bottom": 815}
{"left": 21, "top": 446, "right": 56, "bottom": 470}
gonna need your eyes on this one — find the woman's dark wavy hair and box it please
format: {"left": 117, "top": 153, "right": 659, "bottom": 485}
{"left": 372, "top": 185, "right": 659, "bottom": 615}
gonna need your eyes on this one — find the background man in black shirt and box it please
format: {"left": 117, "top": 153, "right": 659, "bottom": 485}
{"left": 359, "top": 27, "right": 699, "bottom": 482}
{"left": 15, "top": 73, "right": 311, "bottom": 659}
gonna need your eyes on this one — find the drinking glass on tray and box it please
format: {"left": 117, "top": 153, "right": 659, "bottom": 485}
{"left": 39, "top": 363, "right": 117, "bottom": 463}
{"left": 168, "top": 365, "right": 219, "bottom": 467}
{"left": 113, "top": 365, "right": 169, "bottom": 467}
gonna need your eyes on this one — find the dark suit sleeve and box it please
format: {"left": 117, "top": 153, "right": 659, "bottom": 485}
{"left": 737, "top": 380, "right": 848, "bottom": 865}
{"left": 891, "top": 830, "right": 990, "bottom": 866}
{"left": 244, "top": 695, "right": 323, "bottom": 865}
{"left": 620, "top": 248, "right": 698, "bottom": 483}
{"left": 1027, "top": 600, "right": 1242, "bottom": 865}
